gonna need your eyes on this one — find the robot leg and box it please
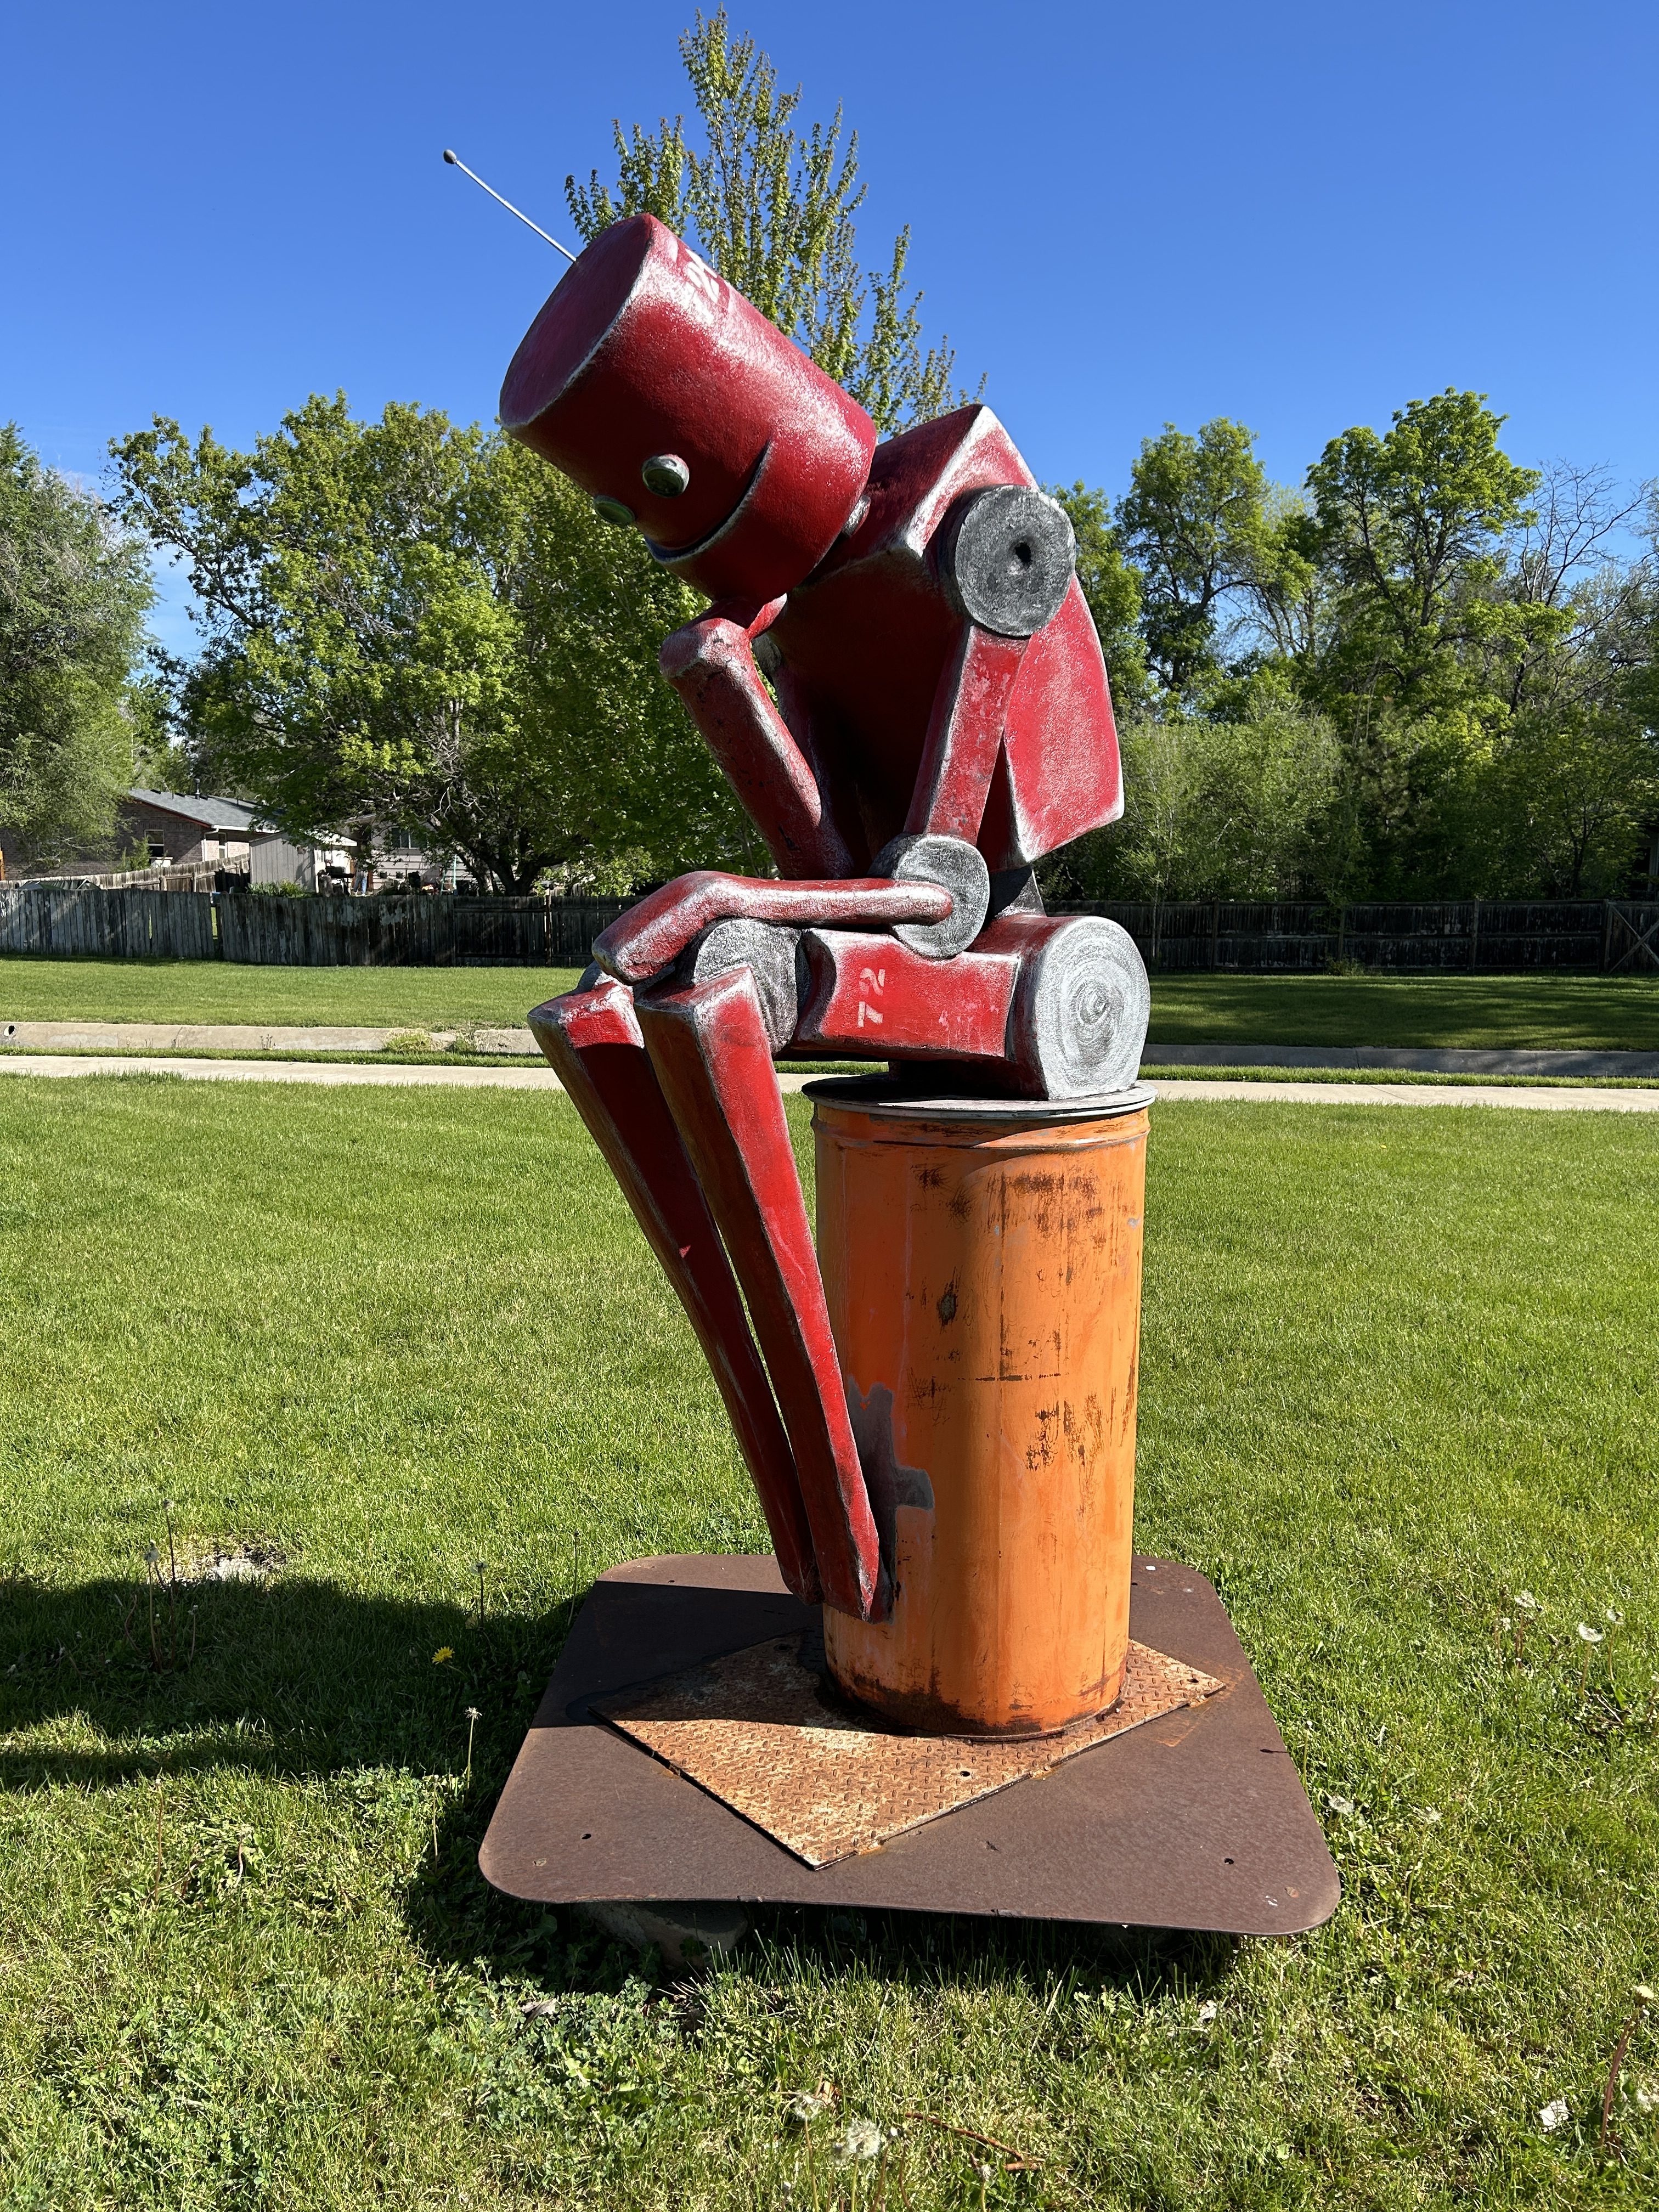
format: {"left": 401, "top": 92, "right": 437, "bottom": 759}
{"left": 634, "top": 967, "right": 889, "bottom": 1623}
{"left": 529, "top": 979, "right": 820, "bottom": 1604}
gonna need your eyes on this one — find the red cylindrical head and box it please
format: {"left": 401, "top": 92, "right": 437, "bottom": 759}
{"left": 500, "top": 215, "right": 877, "bottom": 605}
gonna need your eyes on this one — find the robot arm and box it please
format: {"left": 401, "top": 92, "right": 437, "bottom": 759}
{"left": 591, "top": 869, "right": 952, "bottom": 986}
{"left": 660, "top": 601, "right": 857, "bottom": 879}
{"left": 905, "top": 625, "right": 1030, "bottom": 843}
{"left": 905, "top": 483, "right": 1080, "bottom": 848}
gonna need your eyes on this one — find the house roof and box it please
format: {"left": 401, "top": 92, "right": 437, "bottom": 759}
{"left": 126, "top": 789, "right": 267, "bottom": 833}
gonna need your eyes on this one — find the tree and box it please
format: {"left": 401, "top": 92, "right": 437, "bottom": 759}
{"left": 1240, "top": 486, "right": 1331, "bottom": 671}
{"left": 0, "top": 424, "right": 153, "bottom": 867}
{"left": 1115, "top": 419, "right": 1269, "bottom": 696}
{"left": 1305, "top": 390, "right": 1544, "bottom": 719}
{"left": 566, "top": 9, "right": 973, "bottom": 433}
{"left": 1047, "top": 482, "right": 1146, "bottom": 712}
{"left": 1486, "top": 459, "right": 1652, "bottom": 719}
{"left": 113, "top": 400, "right": 765, "bottom": 893}
{"left": 1468, "top": 476, "right": 1659, "bottom": 894}
{"left": 1479, "top": 703, "right": 1659, "bottom": 896}
{"left": 1048, "top": 682, "right": 1344, "bottom": 904}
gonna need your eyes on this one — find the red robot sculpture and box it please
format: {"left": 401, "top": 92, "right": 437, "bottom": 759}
{"left": 504, "top": 214, "right": 1149, "bottom": 1632}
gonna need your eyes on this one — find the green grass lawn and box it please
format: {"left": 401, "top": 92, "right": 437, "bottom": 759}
{"left": 5, "top": 952, "right": 1659, "bottom": 1051}
{"left": 1146, "top": 972, "right": 1659, "bottom": 1049}
{"left": 0, "top": 956, "right": 585, "bottom": 1030}
{"left": 1, "top": 1078, "right": 1656, "bottom": 2207}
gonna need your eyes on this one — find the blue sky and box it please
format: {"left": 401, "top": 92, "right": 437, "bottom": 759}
{"left": 6, "top": 1, "right": 1655, "bottom": 652}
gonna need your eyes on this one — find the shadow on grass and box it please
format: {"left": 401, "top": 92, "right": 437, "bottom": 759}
{"left": 743, "top": 1904, "right": 1239, "bottom": 2002}
{"left": 0, "top": 1571, "right": 1244, "bottom": 2004}
{"left": 0, "top": 1569, "right": 566, "bottom": 1802}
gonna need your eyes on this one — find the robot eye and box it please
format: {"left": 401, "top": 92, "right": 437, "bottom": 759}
{"left": 591, "top": 495, "right": 637, "bottom": 529}
{"left": 640, "top": 453, "right": 691, "bottom": 498}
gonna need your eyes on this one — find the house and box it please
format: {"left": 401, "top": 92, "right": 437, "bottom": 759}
{"left": 1, "top": 791, "right": 265, "bottom": 881}
{"left": 119, "top": 789, "right": 264, "bottom": 869}
{"left": 118, "top": 791, "right": 356, "bottom": 889}
{"left": 1, "top": 785, "right": 433, "bottom": 891}
{"left": 247, "top": 828, "right": 357, "bottom": 890}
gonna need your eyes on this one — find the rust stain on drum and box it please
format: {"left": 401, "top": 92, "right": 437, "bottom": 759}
{"left": 597, "top": 1629, "right": 1224, "bottom": 1868}
{"left": 812, "top": 1092, "right": 1150, "bottom": 1736}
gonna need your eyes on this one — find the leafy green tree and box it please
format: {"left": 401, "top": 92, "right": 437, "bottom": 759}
{"left": 1477, "top": 701, "right": 1659, "bottom": 896}
{"left": 0, "top": 424, "right": 153, "bottom": 867}
{"left": 1306, "top": 390, "right": 1545, "bottom": 718}
{"left": 1115, "top": 419, "right": 1269, "bottom": 695}
{"left": 1464, "top": 471, "right": 1659, "bottom": 894}
{"left": 113, "top": 400, "right": 764, "bottom": 893}
{"left": 1240, "top": 486, "right": 1332, "bottom": 672}
{"left": 567, "top": 9, "right": 972, "bottom": 433}
{"left": 1293, "top": 392, "right": 1556, "bottom": 893}
{"left": 1047, "top": 482, "right": 1146, "bottom": 712}
{"left": 1064, "top": 398, "right": 1657, "bottom": 904}
{"left": 1485, "top": 461, "right": 1651, "bottom": 719}
{"left": 1049, "top": 681, "right": 1344, "bottom": 904}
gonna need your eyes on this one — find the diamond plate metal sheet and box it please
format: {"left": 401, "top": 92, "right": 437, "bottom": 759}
{"left": 596, "top": 1631, "right": 1225, "bottom": 1867}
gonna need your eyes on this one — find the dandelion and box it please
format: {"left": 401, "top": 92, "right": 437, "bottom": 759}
{"left": 1635, "top": 1985, "right": 1657, "bottom": 2005}
{"left": 1539, "top": 2096, "right": 1568, "bottom": 2134}
{"left": 432, "top": 1646, "right": 453, "bottom": 1665}
{"left": 1577, "top": 1623, "right": 1604, "bottom": 1644}
{"left": 463, "top": 1706, "right": 482, "bottom": 1790}
{"left": 837, "top": 2119, "right": 883, "bottom": 2162}
{"left": 1196, "top": 1999, "right": 1219, "bottom": 2026}
{"left": 1605, "top": 1606, "right": 1624, "bottom": 1627}
{"left": 1515, "top": 1592, "right": 1539, "bottom": 1612}
{"left": 787, "top": 2086, "right": 834, "bottom": 2121}
{"left": 1326, "top": 1795, "right": 1355, "bottom": 1816}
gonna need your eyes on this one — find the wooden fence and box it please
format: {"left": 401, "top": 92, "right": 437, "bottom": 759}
{"left": 213, "top": 892, "right": 631, "bottom": 966}
{"left": 3, "top": 882, "right": 1657, "bottom": 972}
{"left": 0, "top": 882, "right": 219, "bottom": 960}
{"left": 0, "top": 884, "right": 629, "bottom": 966}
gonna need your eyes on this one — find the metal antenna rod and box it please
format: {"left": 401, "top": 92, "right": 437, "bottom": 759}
{"left": 442, "top": 150, "right": 577, "bottom": 263}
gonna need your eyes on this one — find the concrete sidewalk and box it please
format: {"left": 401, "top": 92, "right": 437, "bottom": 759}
{"left": 1149, "top": 1077, "right": 1659, "bottom": 1113}
{"left": 1, "top": 1054, "right": 1655, "bottom": 1111}
{"left": 7, "top": 1022, "right": 1655, "bottom": 1079}
{"left": 0, "top": 1053, "right": 569, "bottom": 1090}
{"left": 0, "top": 1019, "right": 539, "bottom": 1055}
{"left": 1147, "top": 1042, "right": 1659, "bottom": 1079}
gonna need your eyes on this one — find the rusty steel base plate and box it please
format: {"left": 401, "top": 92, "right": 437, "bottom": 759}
{"left": 598, "top": 1631, "right": 1225, "bottom": 1867}
{"left": 480, "top": 1555, "right": 1341, "bottom": 1937}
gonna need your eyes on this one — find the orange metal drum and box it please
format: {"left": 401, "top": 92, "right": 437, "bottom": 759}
{"left": 811, "top": 1084, "right": 1150, "bottom": 1738}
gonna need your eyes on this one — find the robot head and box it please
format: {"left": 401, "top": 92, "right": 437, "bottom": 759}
{"left": 500, "top": 214, "right": 877, "bottom": 605}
